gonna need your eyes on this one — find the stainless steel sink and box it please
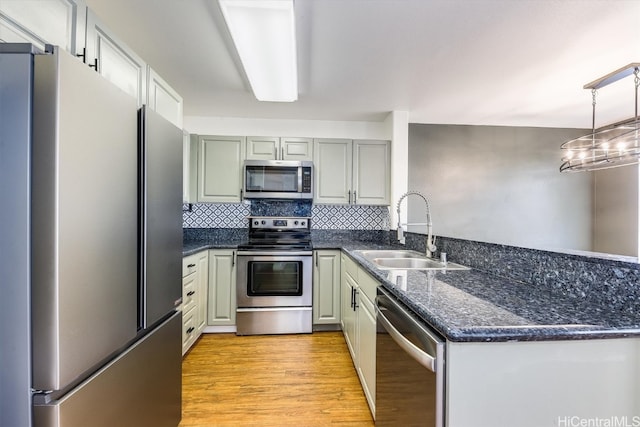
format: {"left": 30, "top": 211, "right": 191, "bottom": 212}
{"left": 357, "top": 250, "right": 425, "bottom": 260}
{"left": 373, "top": 257, "right": 469, "bottom": 271}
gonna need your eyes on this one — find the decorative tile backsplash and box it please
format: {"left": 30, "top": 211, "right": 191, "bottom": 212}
{"left": 183, "top": 201, "right": 390, "bottom": 230}
{"left": 312, "top": 204, "right": 390, "bottom": 230}
{"left": 183, "top": 203, "right": 251, "bottom": 228}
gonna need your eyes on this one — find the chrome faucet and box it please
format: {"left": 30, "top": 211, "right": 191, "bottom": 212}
{"left": 396, "top": 191, "right": 437, "bottom": 258}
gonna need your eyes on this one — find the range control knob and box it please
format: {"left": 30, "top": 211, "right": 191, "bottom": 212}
{"left": 293, "top": 220, "right": 299, "bottom": 225}
{"left": 261, "top": 220, "right": 266, "bottom": 225}
{"left": 253, "top": 220, "right": 259, "bottom": 226}
{"left": 300, "top": 221, "right": 306, "bottom": 226}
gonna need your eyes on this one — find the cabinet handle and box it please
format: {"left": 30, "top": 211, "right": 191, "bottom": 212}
{"left": 187, "top": 291, "right": 195, "bottom": 296}
{"left": 240, "top": 189, "right": 243, "bottom": 200}
{"left": 187, "top": 326, "right": 195, "bottom": 334}
{"left": 348, "top": 190, "right": 351, "bottom": 204}
{"left": 350, "top": 287, "right": 355, "bottom": 310}
{"left": 353, "top": 191, "right": 357, "bottom": 204}
{"left": 353, "top": 289, "right": 359, "bottom": 311}
{"left": 315, "top": 252, "right": 318, "bottom": 267}
{"left": 232, "top": 251, "right": 235, "bottom": 266}
{"left": 280, "top": 146, "right": 283, "bottom": 159}
{"left": 89, "top": 57, "right": 99, "bottom": 72}
{"left": 187, "top": 263, "right": 196, "bottom": 268}
{"left": 76, "top": 47, "right": 86, "bottom": 63}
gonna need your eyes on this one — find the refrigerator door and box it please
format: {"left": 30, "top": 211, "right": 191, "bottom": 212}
{"left": 139, "top": 106, "right": 183, "bottom": 329}
{"left": 31, "top": 47, "right": 139, "bottom": 391}
{"left": 0, "top": 44, "right": 37, "bottom": 427}
{"left": 34, "top": 312, "right": 182, "bottom": 427}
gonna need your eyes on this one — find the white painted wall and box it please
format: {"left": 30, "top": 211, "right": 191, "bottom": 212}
{"left": 385, "top": 111, "right": 409, "bottom": 228}
{"left": 408, "top": 124, "right": 594, "bottom": 252}
{"left": 184, "top": 115, "right": 391, "bottom": 140}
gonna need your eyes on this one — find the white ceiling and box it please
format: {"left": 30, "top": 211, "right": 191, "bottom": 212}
{"left": 84, "top": 0, "right": 640, "bottom": 128}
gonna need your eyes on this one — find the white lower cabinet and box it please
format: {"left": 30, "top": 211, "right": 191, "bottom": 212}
{"left": 313, "top": 250, "right": 341, "bottom": 325}
{"left": 207, "top": 249, "right": 236, "bottom": 326}
{"left": 340, "top": 252, "right": 376, "bottom": 417}
{"left": 182, "top": 251, "right": 209, "bottom": 356}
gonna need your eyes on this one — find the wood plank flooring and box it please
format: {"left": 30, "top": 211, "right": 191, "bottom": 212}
{"left": 179, "top": 332, "right": 375, "bottom": 427}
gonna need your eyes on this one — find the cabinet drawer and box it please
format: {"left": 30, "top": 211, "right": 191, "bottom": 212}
{"left": 182, "top": 309, "right": 196, "bottom": 346}
{"left": 182, "top": 273, "right": 196, "bottom": 313}
{"left": 183, "top": 255, "right": 198, "bottom": 277}
{"left": 342, "top": 253, "right": 359, "bottom": 281}
{"left": 358, "top": 268, "right": 379, "bottom": 302}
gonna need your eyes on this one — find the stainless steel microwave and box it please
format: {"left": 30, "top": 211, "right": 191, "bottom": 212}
{"left": 243, "top": 160, "right": 313, "bottom": 199}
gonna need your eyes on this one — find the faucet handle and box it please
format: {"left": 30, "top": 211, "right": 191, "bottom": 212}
{"left": 427, "top": 235, "right": 437, "bottom": 252}
{"left": 397, "top": 225, "right": 405, "bottom": 244}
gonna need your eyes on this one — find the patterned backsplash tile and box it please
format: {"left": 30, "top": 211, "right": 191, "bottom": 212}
{"left": 183, "top": 201, "right": 390, "bottom": 230}
{"left": 311, "top": 204, "right": 390, "bottom": 230}
{"left": 183, "top": 203, "right": 251, "bottom": 228}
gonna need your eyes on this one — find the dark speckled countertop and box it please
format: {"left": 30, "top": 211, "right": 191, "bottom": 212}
{"left": 185, "top": 232, "right": 640, "bottom": 343}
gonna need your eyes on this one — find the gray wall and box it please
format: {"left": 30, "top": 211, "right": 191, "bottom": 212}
{"left": 407, "top": 124, "right": 594, "bottom": 252}
{"left": 593, "top": 166, "right": 638, "bottom": 256}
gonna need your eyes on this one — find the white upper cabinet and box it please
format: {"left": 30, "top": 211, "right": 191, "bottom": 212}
{"left": 246, "top": 137, "right": 313, "bottom": 161}
{"left": 314, "top": 138, "right": 353, "bottom": 204}
{"left": 147, "top": 67, "right": 183, "bottom": 128}
{"left": 246, "top": 136, "right": 280, "bottom": 160}
{"left": 0, "top": 0, "right": 86, "bottom": 55}
{"left": 314, "top": 138, "right": 390, "bottom": 205}
{"left": 183, "top": 132, "right": 198, "bottom": 204}
{"left": 85, "top": 9, "right": 146, "bottom": 106}
{"left": 353, "top": 140, "right": 391, "bottom": 205}
{"left": 197, "top": 135, "right": 246, "bottom": 203}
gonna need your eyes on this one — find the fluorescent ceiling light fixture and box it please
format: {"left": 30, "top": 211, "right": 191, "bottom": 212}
{"left": 219, "top": 0, "right": 298, "bottom": 102}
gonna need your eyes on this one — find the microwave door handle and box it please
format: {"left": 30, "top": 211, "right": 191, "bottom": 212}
{"left": 298, "top": 166, "right": 303, "bottom": 193}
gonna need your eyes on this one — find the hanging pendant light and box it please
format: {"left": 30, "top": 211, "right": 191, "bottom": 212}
{"left": 560, "top": 63, "right": 640, "bottom": 172}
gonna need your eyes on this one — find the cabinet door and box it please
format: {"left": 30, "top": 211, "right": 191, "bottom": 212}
{"left": 313, "top": 250, "right": 341, "bottom": 325}
{"left": 314, "top": 139, "right": 352, "bottom": 204}
{"left": 182, "top": 132, "right": 198, "bottom": 204}
{"left": 208, "top": 250, "right": 236, "bottom": 326}
{"left": 147, "top": 67, "right": 183, "bottom": 128}
{"left": 246, "top": 136, "right": 279, "bottom": 160}
{"left": 197, "top": 135, "right": 245, "bottom": 203}
{"left": 357, "top": 294, "right": 377, "bottom": 415}
{"left": 353, "top": 140, "right": 391, "bottom": 205}
{"left": 281, "top": 137, "right": 313, "bottom": 160}
{"left": 0, "top": 0, "right": 86, "bottom": 55}
{"left": 85, "top": 9, "right": 146, "bottom": 106}
{"left": 195, "top": 251, "right": 209, "bottom": 334}
{"left": 341, "top": 272, "right": 358, "bottom": 361}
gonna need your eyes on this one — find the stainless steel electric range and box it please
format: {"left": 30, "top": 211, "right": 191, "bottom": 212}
{"left": 235, "top": 217, "right": 313, "bottom": 335}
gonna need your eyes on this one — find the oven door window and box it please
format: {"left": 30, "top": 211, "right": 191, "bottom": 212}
{"left": 245, "top": 166, "right": 299, "bottom": 193}
{"left": 247, "top": 261, "right": 303, "bottom": 296}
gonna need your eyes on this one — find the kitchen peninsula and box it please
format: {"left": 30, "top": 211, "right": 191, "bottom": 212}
{"left": 184, "top": 226, "right": 640, "bottom": 427}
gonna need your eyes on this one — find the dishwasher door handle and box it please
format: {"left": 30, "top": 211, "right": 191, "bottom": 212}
{"left": 376, "top": 306, "right": 437, "bottom": 373}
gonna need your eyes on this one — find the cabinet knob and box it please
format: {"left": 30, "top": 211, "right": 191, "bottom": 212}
{"left": 187, "top": 263, "right": 196, "bottom": 268}
{"left": 187, "top": 290, "right": 195, "bottom": 296}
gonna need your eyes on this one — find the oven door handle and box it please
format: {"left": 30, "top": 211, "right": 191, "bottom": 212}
{"left": 236, "top": 251, "right": 313, "bottom": 257}
{"left": 237, "top": 307, "right": 312, "bottom": 313}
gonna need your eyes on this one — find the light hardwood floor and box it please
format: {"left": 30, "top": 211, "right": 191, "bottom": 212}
{"left": 179, "top": 332, "right": 375, "bottom": 427}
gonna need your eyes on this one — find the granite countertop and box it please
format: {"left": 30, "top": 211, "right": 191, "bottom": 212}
{"left": 340, "top": 245, "right": 640, "bottom": 343}
{"left": 184, "top": 236, "right": 640, "bottom": 343}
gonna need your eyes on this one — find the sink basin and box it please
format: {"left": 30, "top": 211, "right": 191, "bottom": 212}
{"left": 357, "top": 250, "right": 425, "bottom": 260}
{"left": 373, "top": 257, "right": 469, "bottom": 270}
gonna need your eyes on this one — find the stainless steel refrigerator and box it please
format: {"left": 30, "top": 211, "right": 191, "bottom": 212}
{"left": 0, "top": 44, "right": 183, "bottom": 427}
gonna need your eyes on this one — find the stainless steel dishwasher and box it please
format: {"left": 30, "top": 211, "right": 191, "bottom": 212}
{"left": 376, "top": 287, "right": 445, "bottom": 427}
